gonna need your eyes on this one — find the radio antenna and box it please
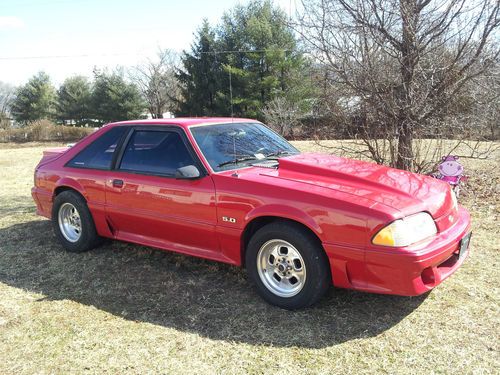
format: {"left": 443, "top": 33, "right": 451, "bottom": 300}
{"left": 228, "top": 66, "right": 234, "bottom": 121}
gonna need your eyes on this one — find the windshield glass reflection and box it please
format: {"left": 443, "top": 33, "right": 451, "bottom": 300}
{"left": 191, "top": 122, "right": 299, "bottom": 171}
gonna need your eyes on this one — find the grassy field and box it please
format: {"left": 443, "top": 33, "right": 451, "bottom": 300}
{"left": 0, "top": 141, "right": 498, "bottom": 374}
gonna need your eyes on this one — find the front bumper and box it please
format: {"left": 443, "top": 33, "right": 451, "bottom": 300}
{"left": 324, "top": 206, "right": 471, "bottom": 296}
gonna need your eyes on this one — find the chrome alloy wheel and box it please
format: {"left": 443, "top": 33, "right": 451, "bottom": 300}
{"left": 256, "top": 239, "right": 307, "bottom": 298}
{"left": 58, "top": 202, "right": 82, "bottom": 243}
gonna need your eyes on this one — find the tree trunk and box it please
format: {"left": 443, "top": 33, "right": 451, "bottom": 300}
{"left": 396, "top": 0, "right": 419, "bottom": 170}
{"left": 396, "top": 119, "right": 413, "bottom": 170}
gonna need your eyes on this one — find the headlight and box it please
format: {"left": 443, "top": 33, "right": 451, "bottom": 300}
{"left": 372, "top": 212, "right": 437, "bottom": 247}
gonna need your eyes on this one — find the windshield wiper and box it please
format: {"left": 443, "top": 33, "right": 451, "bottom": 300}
{"left": 217, "top": 150, "right": 295, "bottom": 168}
{"left": 265, "top": 150, "right": 295, "bottom": 159}
{"left": 217, "top": 156, "right": 259, "bottom": 168}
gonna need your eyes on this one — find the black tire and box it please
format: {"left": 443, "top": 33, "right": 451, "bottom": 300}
{"left": 51, "top": 190, "right": 102, "bottom": 253}
{"left": 246, "top": 221, "right": 331, "bottom": 310}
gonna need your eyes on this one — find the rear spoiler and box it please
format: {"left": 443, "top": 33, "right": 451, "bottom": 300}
{"left": 43, "top": 147, "right": 70, "bottom": 157}
{"left": 37, "top": 146, "right": 71, "bottom": 168}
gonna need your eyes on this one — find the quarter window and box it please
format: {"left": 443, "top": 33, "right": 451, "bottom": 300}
{"left": 67, "top": 126, "right": 128, "bottom": 169}
{"left": 119, "top": 130, "right": 195, "bottom": 176}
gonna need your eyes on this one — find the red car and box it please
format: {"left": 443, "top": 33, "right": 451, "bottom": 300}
{"left": 32, "top": 118, "right": 472, "bottom": 309}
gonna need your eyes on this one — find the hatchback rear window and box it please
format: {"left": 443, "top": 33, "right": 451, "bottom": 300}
{"left": 67, "top": 126, "right": 128, "bottom": 169}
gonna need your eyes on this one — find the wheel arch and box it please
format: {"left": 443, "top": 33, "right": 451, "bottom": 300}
{"left": 240, "top": 214, "right": 327, "bottom": 269}
{"left": 52, "top": 180, "right": 112, "bottom": 239}
{"left": 53, "top": 178, "right": 87, "bottom": 201}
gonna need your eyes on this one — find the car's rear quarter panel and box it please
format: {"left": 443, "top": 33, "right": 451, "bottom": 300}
{"left": 32, "top": 127, "right": 111, "bottom": 234}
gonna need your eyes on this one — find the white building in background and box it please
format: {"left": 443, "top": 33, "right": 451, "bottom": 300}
{"left": 144, "top": 112, "right": 175, "bottom": 119}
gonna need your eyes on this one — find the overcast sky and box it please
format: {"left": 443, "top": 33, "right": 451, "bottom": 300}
{"left": 0, "top": 0, "right": 295, "bottom": 86}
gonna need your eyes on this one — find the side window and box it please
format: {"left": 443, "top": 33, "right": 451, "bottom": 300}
{"left": 67, "top": 126, "right": 128, "bottom": 169}
{"left": 119, "top": 130, "right": 195, "bottom": 176}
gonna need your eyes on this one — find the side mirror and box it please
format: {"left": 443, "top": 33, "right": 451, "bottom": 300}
{"left": 175, "top": 165, "right": 201, "bottom": 179}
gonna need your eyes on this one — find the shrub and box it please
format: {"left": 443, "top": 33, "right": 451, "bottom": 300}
{"left": 0, "top": 120, "right": 94, "bottom": 143}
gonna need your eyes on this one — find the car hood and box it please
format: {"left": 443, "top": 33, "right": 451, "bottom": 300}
{"left": 263, "top": 153, "right": 454, "bottom": 218}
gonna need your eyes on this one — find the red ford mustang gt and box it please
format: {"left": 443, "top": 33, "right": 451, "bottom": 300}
{"left": 32, "top": 118, "right": 471, "bottom": 309}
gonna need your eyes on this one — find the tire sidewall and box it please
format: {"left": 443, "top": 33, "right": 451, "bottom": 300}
{"left": 51, "top": 190, "right": 99, "bottom": 253}
{"left": 246, "top": 222, "right": 330, "bottom": 309}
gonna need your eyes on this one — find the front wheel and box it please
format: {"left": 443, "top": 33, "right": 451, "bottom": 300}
{"left": 246, "top": 222, "right": 331, "bottom": 309}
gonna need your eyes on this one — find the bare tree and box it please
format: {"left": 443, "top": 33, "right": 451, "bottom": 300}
{"left": 131, "top": 49, "right": 180, "bottom": 119}
{"left": 262, "top": 96, "right": 303, "bottom": 137}
{"left": 467, "top": 63, "right": 500, "bottom": 140}
{"left": 296, "top": 0, "right": 499, "bottom": 171}
{"left": 0, "top": 82, "right": 15, "bottom": 129}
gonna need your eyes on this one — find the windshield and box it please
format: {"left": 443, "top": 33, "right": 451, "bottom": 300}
{"left": 190, "top": 122, "right": 299, "bottom": 172}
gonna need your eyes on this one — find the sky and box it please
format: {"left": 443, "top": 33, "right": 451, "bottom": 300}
{"left": 0, "top": 0, "right": 295, "bottom": 86}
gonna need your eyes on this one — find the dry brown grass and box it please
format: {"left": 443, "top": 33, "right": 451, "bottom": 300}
{"left": 0, "top": 142, "right": 498, "bottom": 374}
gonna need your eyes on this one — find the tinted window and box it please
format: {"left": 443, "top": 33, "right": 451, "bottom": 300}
{"left": 191, "top": 122, "right": 299, "bottom": 171}
{"left": 68, "top": 126, "right": 127, "bottom": 169}
{"left": 119, "top": 130, "right": 195, "bottom": 176}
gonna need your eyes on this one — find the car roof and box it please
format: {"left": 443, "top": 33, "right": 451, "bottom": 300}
{"left": 107, "top": 117, "right": 260, "bottom": 130}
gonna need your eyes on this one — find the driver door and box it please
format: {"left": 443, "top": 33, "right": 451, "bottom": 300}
{"left": 105, "top": 126, "right": 219, "bottom": 256}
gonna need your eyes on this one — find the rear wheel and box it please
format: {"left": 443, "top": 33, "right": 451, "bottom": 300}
{"left": 52, "top": 190, "right": 102, "bottom": 253}
{"left": 246, "top": 221, "right": 331, "bottom": 309}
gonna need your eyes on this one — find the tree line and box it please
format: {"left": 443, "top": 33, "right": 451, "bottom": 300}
{"left": 1, "top": 70, "right": 146, "bottom": 127}
{"left": 0, "top": 0, "right": 498, "bottom": 172}
{"left": 1, "top": 1, "right": 311, "bottom": 128}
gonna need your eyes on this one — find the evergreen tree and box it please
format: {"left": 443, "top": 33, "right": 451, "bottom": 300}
{"left": 217, "top": 0, "right": 302, "bottom": 118}
{"left": 11, "top": 72, "right": 56, "bottom": 125}
{"left": 177, "top": 20, "right": 221, "bottom": 116}
{"left": 177, "top": 1, "right": 306, "bottom": 119}
{"left": 56, "top": 75, "right": 92, "bottom": 125}
{"left": 91, "top": 69, "right": 146, "bottom": 124}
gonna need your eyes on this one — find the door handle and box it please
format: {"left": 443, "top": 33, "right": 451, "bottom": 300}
{"left": 112, "top": 179, "right": 124, "bottom": 188}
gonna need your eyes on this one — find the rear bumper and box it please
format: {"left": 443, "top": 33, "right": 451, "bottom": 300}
{"left": 324, "top": 206, "right": 471, "bottom": 296}
{"left": 31, "top": 187, "right": 52, "bottom": 218}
